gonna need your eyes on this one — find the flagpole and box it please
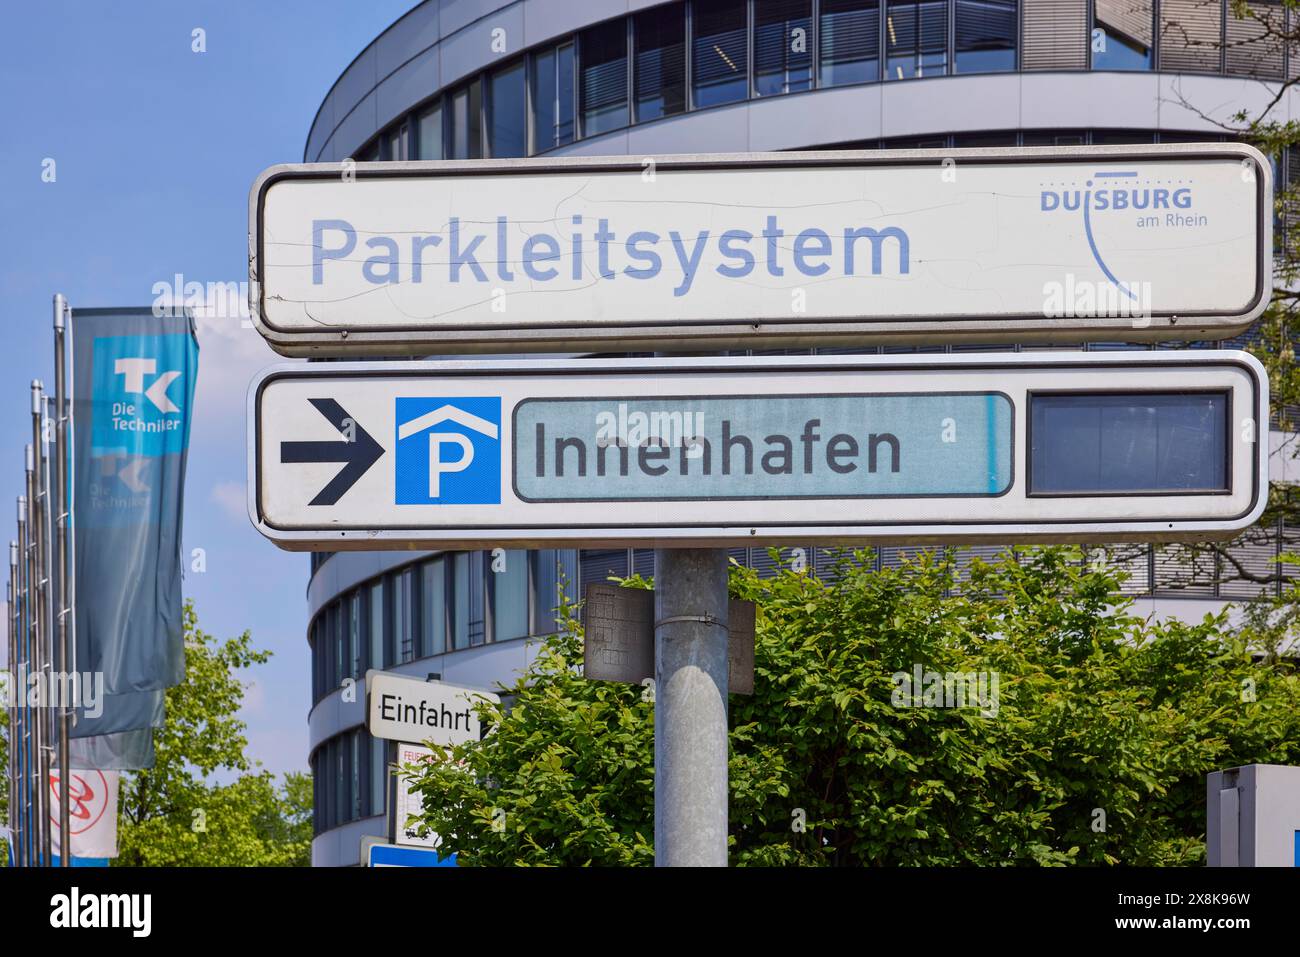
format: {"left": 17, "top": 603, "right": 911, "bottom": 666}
{"left": 29, "top": 387, "right": 53, "bottom": 868}
{"left": 52, "top": 296, "right": 71, "bottom": 866}
{"left": 18, "top": 487, "right": 38, "bottom": 867}
{"left": 40, "top": 396, "right": 58, "bottom": 864}
{"left": 8, "top": 541, "right": 24, "bottom": 867}
{"left": 14, "top": 519, "right": 28, "bottom": 866}
{"left": 5, "top": 575, "right": 15, "bottom": 866}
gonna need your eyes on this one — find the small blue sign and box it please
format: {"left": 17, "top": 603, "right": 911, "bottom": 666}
{"left": 369, "top": 843, "right": 457, "bottom": 868}
{"left": 91, "top": 333, "right": 196, "bottom": 457}
{"left": 395, "top": 397, "right": 501, "bottom": 505}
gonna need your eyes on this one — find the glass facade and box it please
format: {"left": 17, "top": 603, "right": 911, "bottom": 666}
{"left": 885, "top": 0, "right": 948, "bottom": 79}
{"left": 530, "top": 41, "right": 575, "bottom": 151}
{"left": 633, "top": 3, "right": 687, "bottom": 120}
{"left": 579, "top": 19, "right": 629, "bottom": 135}
{"left": 755, "top": 0, "right": 814, "bottom": 96}
{"left": 1092, "top": 0, "right": 1155, "bottom": 70}
{"left": 693, "top": 0, "right": 750, "bottom": 106}
{"left": 310, "top": 727, "right": 383, "bottom": 835}
{"left": 820, "top": 0, "right": 881, "bottom": 86}
{"left": 309, "top": 549, "right": 575, "bottom": 706}
{"left": 955, "top": 0, "right": 1017, "bottom": 73}
{"left": 487, "top": 60, "right": 527, "bottom": 158}
{"left": 341, "top": 0, "right": 1299, "bottom": 164}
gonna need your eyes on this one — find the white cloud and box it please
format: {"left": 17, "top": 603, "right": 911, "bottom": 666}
{"left": 190, "top": 314, "right": 300, "bottom": 436}
{"left": 210, "top": 479, "right": 247, "bottom": 521}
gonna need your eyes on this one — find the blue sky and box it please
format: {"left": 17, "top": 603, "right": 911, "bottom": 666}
{"left": 0, "top": 0, "right": 417, "bottom": 774}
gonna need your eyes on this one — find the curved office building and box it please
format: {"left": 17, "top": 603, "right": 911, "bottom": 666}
{"left": 303, "top": 0, "right": 1300, "bottom": 865}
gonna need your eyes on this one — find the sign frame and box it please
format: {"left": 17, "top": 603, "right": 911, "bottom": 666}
{"left": 247, "top": 350, "right": 1268, "bottom": 550}
{"left": 248, "top": 144, "right": 1271, "bottom": 356}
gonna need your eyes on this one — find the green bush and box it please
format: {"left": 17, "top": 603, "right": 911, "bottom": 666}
{"left": 404, "top": 547, "right": 1300, "bottom": 866}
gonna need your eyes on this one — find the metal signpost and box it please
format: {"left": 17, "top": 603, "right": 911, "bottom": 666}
{"left": 249, "top": 145, "right": 1269, "bottom": 356}
{"left": 247, "top": 144, "right": 1272, "bottom": 868}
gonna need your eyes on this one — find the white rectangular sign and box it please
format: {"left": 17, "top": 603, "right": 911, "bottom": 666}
{"left": 249, "top": 145, "right": 1269, "bottom": 356}
{"left": 392, "top": 743, "right": 439, "bottom": 848}
{"left": 248, "top": 351, "right": 1266, "bottom": 549}
{"left": 365, "top": 670, "right": 500, "bottom": 745}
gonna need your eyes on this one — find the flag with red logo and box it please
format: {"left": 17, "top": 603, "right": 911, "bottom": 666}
{"left": 50, "top": 769, "right": 119, "bottom": 860}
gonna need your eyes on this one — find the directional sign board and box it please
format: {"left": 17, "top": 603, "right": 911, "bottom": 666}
{"left": 365, "top": 671, "right": 500, "bottom": 745}
{"left": 362, "top": 838, "right": 456, "bottom": 868}
{"left": 248, "top": 351, "right": 1266, "bottom": 549}
{"left": 249, "top": 145, "right": 1269, "bottom": 355}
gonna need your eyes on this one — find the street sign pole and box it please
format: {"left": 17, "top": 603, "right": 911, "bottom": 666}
{"left": 654, "top": 547, "right": 730, "bottom": 867}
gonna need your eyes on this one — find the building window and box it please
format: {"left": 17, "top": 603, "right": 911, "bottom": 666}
{"left": 351, "top": 731, "right": 362, "bottom": 821}
{"left": 1022, "top": 129, "right": 1087, "bottom": 147}
{"left": 369, "top": 580, "right": 385, "bottom": 669}
{"left": 331, "top": 602, "right": 344, "bottom": 693}
{"left": 954, "top": 0, "right": 1017, "bottom": 73}
{"left": 1092, "top": 0, "right": 1154, "bottom": 71}
{"left": 468, "top": 552, "right": 487, "bottom": 646}
{"left": 371, "top": 733, "right": 387, "bottom": 819}
{"left": 633, "top": 3, "right": 687, "bottom": 121}
{"left": 579, "top": 19, "right": 629, "bottom": 136}
{"left": 335, "top": 737, "right": 348, "bottom": 828}
{"left": 310, "top": 618, "right": 323, "bottom": 703}
{"left": 885, "top": 0, "right": 948, "bottom": 80}
{"left": 531, "top": 42, "right": 575, "bottom": 152}
{"left": 819, "top": 0, "right": 881, "bottom": 86}
{"left": 348, "top": 592, "right": 362, "bottom": 679}
{"left": 416, "top": 100, "right": 443, "bottom": 159}
{"left": 421, "top": 558, "right": 447, "bottom": 656}
{"left": 395, "top": 567, "right": 415, "bottom": 663}
{"left": 755, "top": 0, "right": 814, "bottom": 96}
{"left": 487, "top": 59, "right": 528, "bottom": 157}
{"left": 693, "top": 0, "right": 749, "bottom": 107}
{"left": 448, "top": 79, "right": 482, "bottom": 159}
{"left": 531, "top": 550, "right": 563, "bottom": 635}
{"left": 451, "top": 552, "right": 472, "bottom": 650}
{"left": 381, "top": 121, "right": 411, "bottom": 161}
{"left": 488, "top": 549, "right": 529, "bottom": 643}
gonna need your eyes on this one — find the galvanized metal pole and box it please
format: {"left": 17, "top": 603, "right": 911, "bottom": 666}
{"left": 653, "top": 547, "right": 730, "bottom": 867}
{"left": 27, "top": 409, "right": 51, "bottom": 868}
{"left": 5, "top": 578, "right": 15, "bottom": 866}
{"left": 8, "top": 541, "right": 23, "bottom": 867}
{"left": 52, "top": 296, "right": 71, "bottom": 865}
{"left": 14, "top": 527, "right": 28, "bottom": 866}
{"left": 19, "top": 487, "right": 40, "bottom": 867}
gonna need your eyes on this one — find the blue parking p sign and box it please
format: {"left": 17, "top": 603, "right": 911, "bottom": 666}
{"left": 394, "top": 397, "right": 501, "bottom": 505}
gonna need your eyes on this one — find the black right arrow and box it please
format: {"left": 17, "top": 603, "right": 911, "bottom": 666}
{"left": 280, "top": 398, "right": 384, "bottom": 506}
